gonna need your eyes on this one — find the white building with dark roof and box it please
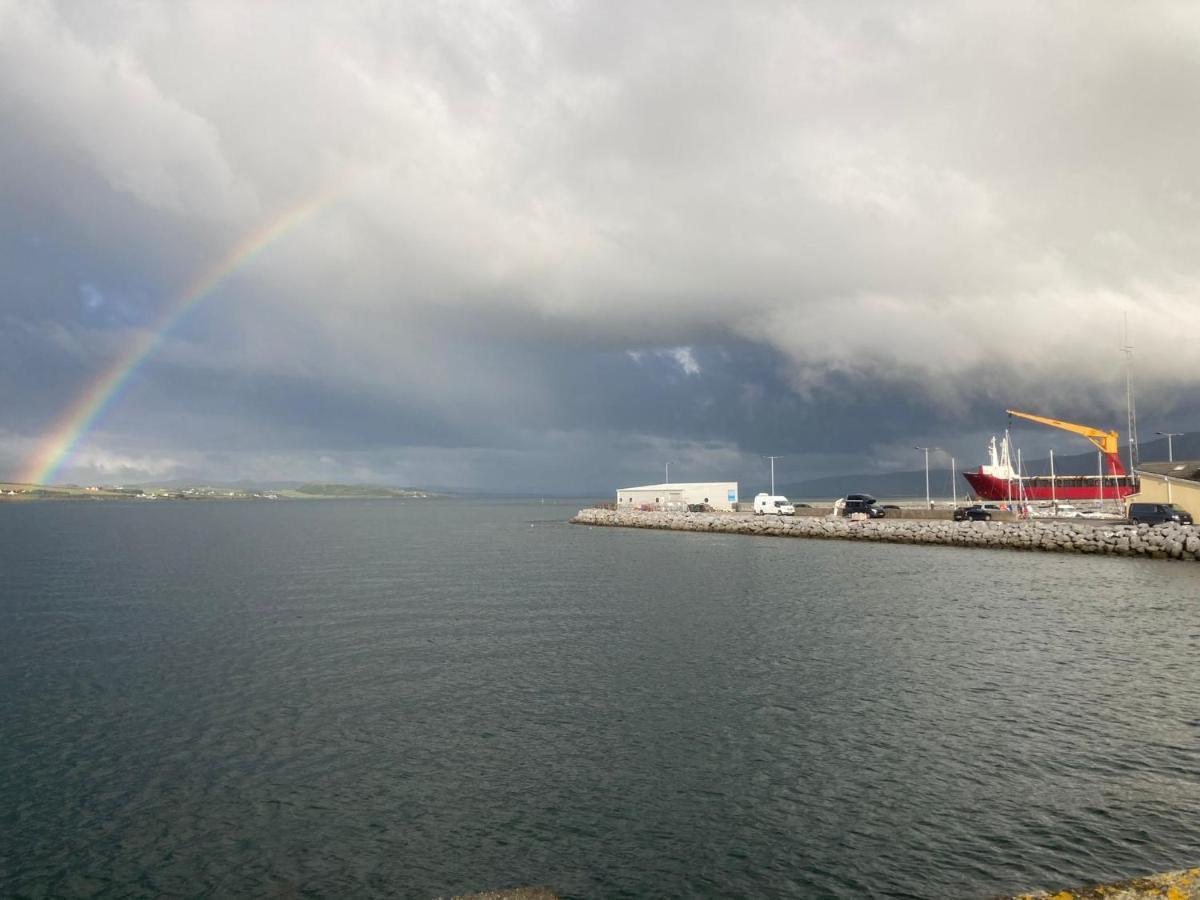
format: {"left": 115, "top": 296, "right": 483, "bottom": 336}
{"left": 616, "top": 482, "right": 738, "bottom": 511}
{"left": 1129, "top": 460, "right": 1200, "bottom": 519}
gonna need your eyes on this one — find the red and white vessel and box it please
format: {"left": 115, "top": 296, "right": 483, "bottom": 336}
{"left": 962, "top": 410, "right": 1138, "bottom": 503}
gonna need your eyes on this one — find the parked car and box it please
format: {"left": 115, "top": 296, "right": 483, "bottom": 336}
{"left": 754, "top": 493, "right": 795, "bottom": 516}
{"left": 954, "top": 504, "right": 1002, "bottom": 521}
{"left": 1128, "top": 502, "right": 1194, "bottom": 526}
{"left": 842, "top": 493, "right": 886, "bottom": 518}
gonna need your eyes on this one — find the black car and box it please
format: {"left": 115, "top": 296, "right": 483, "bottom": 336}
{"left": 1128, "top": 502, "right": 1194, "bottom": 526}
{"left": 953, "top": 504, "right": 1001, "bottom": 521}
{"left": 842, "top": 493, "right": 886, "bottom": 518}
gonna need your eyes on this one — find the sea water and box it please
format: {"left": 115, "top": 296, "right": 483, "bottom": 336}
{"left": 2, "top": 499, "right": 1197, "bottom": 898}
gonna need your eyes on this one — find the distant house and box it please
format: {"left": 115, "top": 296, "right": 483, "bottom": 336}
{"left": 616, "top": 482, "right": 739, "bottom": 511}
{"left": 1129, "top": 461, "right": 1200, "bottom": 519}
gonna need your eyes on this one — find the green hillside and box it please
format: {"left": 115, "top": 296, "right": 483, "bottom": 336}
{"left": 287, "top": 483, "right": 434, "bottom": 498}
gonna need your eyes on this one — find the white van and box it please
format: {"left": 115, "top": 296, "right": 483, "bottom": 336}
{"left": 754, "top": 493, "right": 795, "bottom": 516}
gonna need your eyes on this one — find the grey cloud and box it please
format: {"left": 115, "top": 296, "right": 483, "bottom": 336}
{"left": 3, "top": 1, "right": 1199, "bottom": 487}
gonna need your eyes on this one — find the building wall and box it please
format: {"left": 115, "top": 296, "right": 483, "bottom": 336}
{"left": 617, "top": 488, "right": 681, "bottom": 510}
{"left": 616, "top": 482, "right": 738, "bottom": 511}
{"left": 1128, "top": 474, "right": 1200, "bottom": 519}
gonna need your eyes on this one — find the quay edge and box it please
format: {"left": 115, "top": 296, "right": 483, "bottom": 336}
{"left": 1003, "top": 866, "right": 1199, "bottom": 899}
{"left": 570, "top": 508, "right": 1200, "bottom": 562}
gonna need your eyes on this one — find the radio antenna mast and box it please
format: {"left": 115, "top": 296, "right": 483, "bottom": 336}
{"left": 1122, "top": 313, "right": 1139, "bottom": 473}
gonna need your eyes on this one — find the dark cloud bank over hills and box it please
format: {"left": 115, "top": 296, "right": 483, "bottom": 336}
{"left": 4, "top": 2, "right": 1200, "bottom": 493}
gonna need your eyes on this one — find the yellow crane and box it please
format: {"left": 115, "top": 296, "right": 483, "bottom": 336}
{"left": 1005, "top": 409, "right": 1125, "bottom": 475}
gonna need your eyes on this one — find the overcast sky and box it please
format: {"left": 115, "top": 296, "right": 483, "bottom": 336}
{"left": 4, "top": 0, "right": 1200, "bottom": 492}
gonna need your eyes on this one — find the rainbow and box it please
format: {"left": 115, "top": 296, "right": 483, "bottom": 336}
{"left": 20, "top": 192, "right": 333, "bottom": 486}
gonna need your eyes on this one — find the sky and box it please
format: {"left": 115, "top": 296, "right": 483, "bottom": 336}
{"left": 4, "top": 0, "right": 1200, "bottom": 493}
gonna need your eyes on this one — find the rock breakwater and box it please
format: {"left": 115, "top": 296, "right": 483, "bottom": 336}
{"left": 1009, "top": 866, "right": 1199, "bottom": 899}
{"left": 571, "top": 508, "right": 1200, "bottom": 562}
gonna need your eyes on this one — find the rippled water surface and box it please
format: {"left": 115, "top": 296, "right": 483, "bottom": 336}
{"left": 2, "top": 499, "right": 1198, "bottom": 898}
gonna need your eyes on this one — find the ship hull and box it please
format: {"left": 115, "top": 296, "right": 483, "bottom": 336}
{"left": 963, "top": 471, "right": 1137, "bottom": 502}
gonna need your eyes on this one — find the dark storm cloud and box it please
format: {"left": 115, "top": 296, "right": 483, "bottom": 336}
{"left": 3, "top": 0, "right": 1200, "bottom": 487}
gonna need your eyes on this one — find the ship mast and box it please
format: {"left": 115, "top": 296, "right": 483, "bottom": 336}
{"left": 1004, "top": 418, "right": 1013, "bottom": 503}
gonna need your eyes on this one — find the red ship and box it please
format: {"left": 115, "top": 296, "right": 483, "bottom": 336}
{"left": 962, "top": 410, "right": 1138, "bottom": 502}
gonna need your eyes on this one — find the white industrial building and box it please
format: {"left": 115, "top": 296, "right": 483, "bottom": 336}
{"left": 616, "top": 482, "right": 739, "bottom": 511}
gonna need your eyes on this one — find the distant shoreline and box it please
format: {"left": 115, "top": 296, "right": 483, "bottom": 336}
{"left": 0, "top": 482, "right": 440, "bottom": 502}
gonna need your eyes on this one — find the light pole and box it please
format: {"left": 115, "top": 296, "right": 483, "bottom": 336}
{"left": 950, "top": 455, "right": 957, "bottom": 508}
{"left": 1156, "top": 431, "right": 1182, "bottom": 462}
{"left": 915, "top": 446, "right": 932, "bottom": 508}
{"left": 665, "top": 461, "right": 671, "bottom": 484}
{"left": 765, "top": 455, "right": 782, "bottom": 496}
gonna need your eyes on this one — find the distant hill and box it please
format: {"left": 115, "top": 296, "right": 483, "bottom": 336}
{"left": 129, "top": 479, "right": 439, "bottom": 497}
{"left": 778, "top": 470, "right": 938, "bottom": 501}
{"left": 777, "top": 432, "right": 1200, "bottom": 500}
{"left": 288, "top": 483, "right": 436, "bottom": 498}
{"left": 133, "top": 478, "right": 307, "bottom": 490}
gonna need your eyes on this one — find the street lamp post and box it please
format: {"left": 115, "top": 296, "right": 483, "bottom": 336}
{"left": 950, "top": 456, "right": 957, "bottom": 508}
{"left": 915, "top": 446, "right": 932, "bottom": 508}
{"left": 1156, "top": 431, "right": 1182, "bottom": 462}
{"left": 665, "top": 462, "right": 671, "bottom": 484}
{"left": 765, "top": 456, "right": 782, "bottom": 496}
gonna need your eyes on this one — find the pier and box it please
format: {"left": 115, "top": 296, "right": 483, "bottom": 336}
{"left": 571, "top": 508, "right": 1200, "bottom": 561}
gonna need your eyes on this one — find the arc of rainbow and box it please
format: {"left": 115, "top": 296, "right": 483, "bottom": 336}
{"left": 20, "top": 192, "right": 334, "bottom": 486}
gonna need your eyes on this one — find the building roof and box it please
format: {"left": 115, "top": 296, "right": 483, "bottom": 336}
{"left": 1137, "top": 461, "right": 1200, "bottom": 482}
{"left": 617, "top": 482, "right": 736, "bottom": 491}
